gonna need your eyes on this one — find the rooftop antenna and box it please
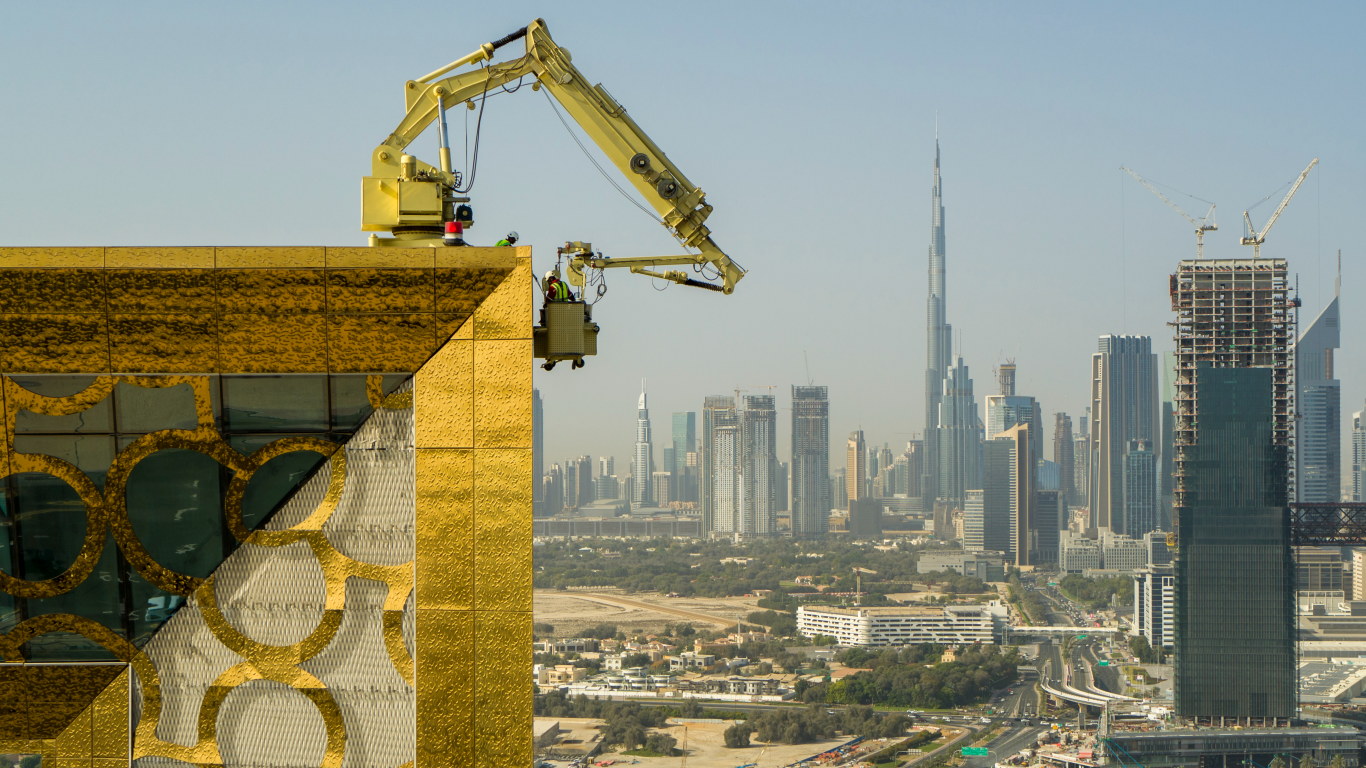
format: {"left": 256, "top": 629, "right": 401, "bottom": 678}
{"left": 1337, "top": 249, "right": 1341, "bottom": 297}
{"left": 804, "top": 350, "right": 812, "bottom": 385}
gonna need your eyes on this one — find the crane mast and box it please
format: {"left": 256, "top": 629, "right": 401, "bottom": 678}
{"left": 1120, "top": 166, "right": 1217, "bottom": 259}
{"left": 1241, "top": 158, "right": 1318, "bottom": 259}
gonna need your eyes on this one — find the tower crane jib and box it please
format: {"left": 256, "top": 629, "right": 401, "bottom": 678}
{"left": 1120, "top": 166, "right": 1217, "bottom": 259}
{"left": 1241, "top": 158, "right": 1318, "bottom": 259}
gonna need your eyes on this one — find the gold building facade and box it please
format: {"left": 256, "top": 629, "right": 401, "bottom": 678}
{"left": 0, "top": 246, "right": 533, "bottom": 767}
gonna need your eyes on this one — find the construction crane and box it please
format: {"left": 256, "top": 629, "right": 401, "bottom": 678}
{"left": 852, "top": 567, "right": 877, "bottom": 605}
{"left": 362, "top": 19, "right": 744, "bottom": 295}
{"left": 1120, "top": 166, "right": 1217, "bottom": 259}
{"left": 1241, "top": 158, "right": 1318, "bottom": 259}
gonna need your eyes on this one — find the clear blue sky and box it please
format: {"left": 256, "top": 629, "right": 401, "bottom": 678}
{"left": 3, "top": 2, "right": 1362, "bottom": 485}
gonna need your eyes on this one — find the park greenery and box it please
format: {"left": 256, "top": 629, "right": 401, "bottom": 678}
{"left": 797, "top": 644, "right": 1020, "bottom": 709}
{"left": 724, "top": 704, "right": 917, "bottom": 746}
{"left": 1007, "top": 572, "right": 1048, "bottom": 625}
{"left": 534, "top": 537, "right": 988, "bottom": 599}
{"left": 1060, "top": 574, "right": 1134, "bottom": 609}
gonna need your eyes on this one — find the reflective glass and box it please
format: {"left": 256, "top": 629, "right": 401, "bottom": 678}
{"left": 11, "top": 471, "right": 93, "bottom": 582}
{"left": 127, "top": 567, "right": 184, "bottom": 647}
{"left": 24, "top": 538, "right": 125, "bottom": 661}
{"left": 222, "top": 375, "right": 328, "bottom": 433}
{"left": 230, "top": 434, "right": 333, "bottom": 530}
{"left": 11, "top": 375, "right": 112, "bottom": 434}
{"left": 125, "top": 448, "right": 226, "bottom": 579}
{"left": 12, "top": 434, "right": 115, "bottom": 491}
{"left": 329, "top": 375, "right": 371, "bottom": 433}
{"left": 114, "top": 380, "right": 198, "bottom": 433}
{"left": 0, "top": 489, "right": 19, "bottom": 633}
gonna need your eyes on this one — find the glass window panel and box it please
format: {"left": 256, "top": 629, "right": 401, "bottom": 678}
{"left": 127, "top": 568, "right": 185, "bottom": 647}
{"left": 230, "top": 435, "right": 332, "bottom": 531}
{"left": 11, "top": 470, "right": 97, "bottom": 582}
{"left": 11, "top": 375, "right": 112, "bottom": 434}
{"left": 0, "top": 487, "right": 19, "bottom": 633}
{"left": 24, "top": 537, "right": 124, "bottom": 661}
{"left": 222, "top": 376, "right": 328, "bottom": 433}
{"left": 114, "top": 380, "right": 198, "bottom": 433}
{"left": 125, "top": 448, "right": 226, "bottom": 579}
{"left": 329, "top": 374, "right": 371, "bottom": 433}
{"left": 12, "top": 434, "right": 115, "bottom": 492}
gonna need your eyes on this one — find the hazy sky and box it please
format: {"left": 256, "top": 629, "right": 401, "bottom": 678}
{"left": 3, "top": 2, "right": 1362, "bottom": 482}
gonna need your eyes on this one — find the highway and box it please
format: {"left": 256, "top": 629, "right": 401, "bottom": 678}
{"left": 959, "top": 722, "right": 1050, "bottom": 768}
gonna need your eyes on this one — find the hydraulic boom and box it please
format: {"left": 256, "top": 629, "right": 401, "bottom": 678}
{"left": 362, "top": 19, "right": 745, "bottom": 294}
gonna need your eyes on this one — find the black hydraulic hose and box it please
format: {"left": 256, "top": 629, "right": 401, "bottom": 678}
{"left": 684, "top": 279, "right": 724, "bottom": 293}
{"left": 490, "top": 26, "right": 528, "bottom": 51}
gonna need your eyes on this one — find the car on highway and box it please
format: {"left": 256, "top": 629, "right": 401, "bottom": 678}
{"left": 980, "top": 716, "right": 992, "bottom": 723}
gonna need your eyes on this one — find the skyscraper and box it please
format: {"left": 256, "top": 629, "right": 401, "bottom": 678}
{"left": 711, "top": 417, "right": 741, "bottom": 535}
{"left": 1123, "top": 440, "right": 1157, "bottom": 537}
{"left": 1090, "top": 335, "right": 1158, "bottom": 536}
{"left": 1354, "top": 405, "right": 1365, "bottom": 502}
{"left": 533, "top": 388, "right": 544, "bottom": 504}
{"left": 1054, "top": 413, "right": 1074, "bottom": 506}
{"left": 702, "top": 395, "right": 736, "bottom": 531}
{"left": 672, "top": 411, "right": 697, "bottom": 502}
{"left": 1296, "top": 262, "right": 1341, "bottom": 503}
{"left": 922, "top": 138, "right": 953, "bottom": 513}
{"left": 791, "top": 385, "right": 830, "bottom": 537}
{"left": 741, "top": 395, "right": 778, "bottom": 537}
{"left": 938, "top": 357, "right": 981, "bottom": 507}
{"left": 987, "top": 423, "right": 1035, "bottom": 565}
{"left": 986, "top": 393, "right": 1041, "bottom": 459}
{"left": 1171, "top": 259, "right": 1297, "bottom": 724}
{"left": 847, "top": 430, "right": 867, "bottom": 504}
{"left": 633, "top": 384, "right": 654, "bottom": 508}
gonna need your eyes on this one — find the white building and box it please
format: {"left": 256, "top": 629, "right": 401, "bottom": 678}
{"left": 1133, "top": 564, "right": 1173, "bottom": 650}
{"left": 1101, "top": 532, "right": 1148, "bottom": 572}
{"left": 795, "top": 603, "right": 998, "bottom": 647}
{"left": 962, "top": 489, "right": 985, "bottom": 551}
{"left": 1060, "top": 532, "right": 1101, "bottom": 573}
{"left": 633, "top": 386, "right": 654, "bottom": 508}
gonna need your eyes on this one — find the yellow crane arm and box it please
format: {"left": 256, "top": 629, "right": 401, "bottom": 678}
{"left": 369, "top": 19, "right": 745, "bottom": 294}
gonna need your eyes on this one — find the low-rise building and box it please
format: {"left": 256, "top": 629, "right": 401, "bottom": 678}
{"left": 1133, "top": 564, "right": 1173, "bottom": 651}
{"left": 795, "top": 603, "right": 995, "bottom": 647}
{"left": 1060, "top": 532, "right": 1101, "bottom": 573}
{"left": 1101, "top": 532, "right": 1148, "bottom": 572}
{"left": 538, "top": 664, "right": 587, "bottom": 685}
{"left": 535, "top": 638, "right": 600, "bottom": 654}
{"left": 916, "top": 550, "right": 1006, "bottom": 581}
{"left": 668, "top": 652, "right": 716, "bottom": 671}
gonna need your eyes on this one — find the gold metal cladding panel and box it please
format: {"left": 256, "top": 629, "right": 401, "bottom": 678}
{"left": 217, "top": 269, "right": 327, "bottom": 314}
{"left": 415, "top": 608, "right": 474, "bottom": 768}
{"left": 326, "top": 268, "right": 434, "bottom": 314}
{"left": 89, "top": 668, "right": 129, "bottom": 759}
{"left": 433, "top": 248, "right": 518, "bottom": 271}
{"left": 0, "top": 269, "right": 106, "bottom": 313}
{"left": 413, "top": 339, "right": 472, "bottom": 449}
{"left": 434, "top": 267, "right": 510, "bottom": 316}
{"left": 474, "top": 340, "right": 533, "bottom": 449}
{"left": 108, "top": 314, "right": 217, "bottom": 373}
{"left": 471, "top": 256, "right": 531, "bottom": 341}
{"left": 53, "top": 708, "right": 91, "bottom": 758}
{"left": 328, "top": 314, "right": 435, "bottom": 373}
{"left": 105, "top": 247, "right": 214, "bottom": 269}
{"left": 326, "top": 247, "right": 433, "bottom": 269}
{"left": 214, "top": 247, "right": 326, "bottom": 269}
{"left": 415, "top": 449, "right": 474, "bottom": 610}
{"left": 473, "top": 449, "right": 532, "bottom": 612}
{"left": 106, "top": 269, "right": 215, "bottom": 314}
{"left": 0, "top": 314, "right": 110, "bottom": 373}
{"left": 474, "top": 611, "right": 531, "bottom": 768}
{"left": 435, "top": 313, "right": 474, "bottom": 346}
{"left": 219, "top": 314, "right": 328, "bottom": 373}
{"left": 0, "top": 247, "right": 104, "bottom": 268}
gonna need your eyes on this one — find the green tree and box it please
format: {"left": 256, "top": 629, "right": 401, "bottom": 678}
{"left": 724, "top": 722, "right": 753, "bottom": 748}
{"left": 645, "top": 733, "right": 677, "bottom": 755}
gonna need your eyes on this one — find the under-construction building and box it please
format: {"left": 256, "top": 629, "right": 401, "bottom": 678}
{"left": 1170, "top": 258, "right": 1298, "bottom": 725}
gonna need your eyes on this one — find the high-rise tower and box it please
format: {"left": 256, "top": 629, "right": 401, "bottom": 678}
{"left": 791, "top": 385, "right": 830, "bottom": 537}
{"left": 633, "top": 383, "right": 654, "bottom": 508}
{"left": 922, "top": 138, "right": 953, "bottom": 512}
{"left": 1171, "top": 258, "right": 1297, "bottom": 724}
{"left": 1089, "top": 335, "right": 1158, "bottom": 536}
{"left": 1296, "top": 257, "right": 1341, "bottom": 503}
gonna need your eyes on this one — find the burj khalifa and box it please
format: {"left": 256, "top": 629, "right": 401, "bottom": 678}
{"left": 921, "top": 139, "right": 952, "bottom": 512}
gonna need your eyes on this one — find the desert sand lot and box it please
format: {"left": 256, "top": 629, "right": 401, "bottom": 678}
{"left": 610, "top": 721, "right": 849, "bottom": 768}
{"left": 534, "top": 591, "right": 765, "bottom": 637}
